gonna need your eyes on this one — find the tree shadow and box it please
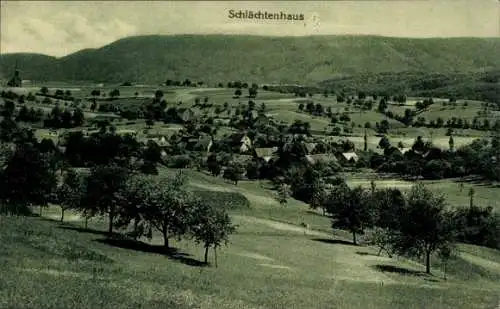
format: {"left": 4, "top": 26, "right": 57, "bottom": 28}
{"left": 236, "top": 231, "right": 299, "bottom": 237}
{"left": 356, "top": 251, "right": 379, "bottom": 257}
{"left": 311, "top": 237, "right": 357, "bottom": 246}
{"left": 373, "top": 264, "right": 428, "bottom": 277}
{"left": 94, "top": 238, "right": 206, "bottom": 267}
{"left": 455, "top": 176, "right": 495, "bottom": 187}
{"left": 58, "top": 225, "right": 115, "bottom": 237}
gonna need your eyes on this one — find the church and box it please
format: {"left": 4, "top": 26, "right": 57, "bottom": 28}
{"left": 7, "top": 64, "right": 22, "bottom": 87}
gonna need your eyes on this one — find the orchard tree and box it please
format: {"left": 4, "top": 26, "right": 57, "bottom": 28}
{"left": 114, "top": 174, "right": 153, "bottom": 240}
{"left": 391, "top": 183, "right": 457, "bottom": 274}
{"left": 276, "top": 183, "right": 291, "bottom": 207}
{"left": 82, "top": 164, "right": 131, "bottom": 235}
{"left": 56, "top": 169, "right": 85, "bottom": 222}
{"left": 448, "top": 135, "right": 454, "bottom": 152}
{"left": 223, "top": 162, "right": 245, "bottom": 185}
{"left": 369, "top": 227, "right": 396, "bottom": 257}
{"left": 310, "top": 178, "right": 328, "bottom": 215}
{"left": 327, "top": 185, "right": 375, "bottom": 245}
{"left": 0, "top": 142, "right": 57, "bottom": 215}
{"left": 190, "top": 200, "right": 237, "bottom": 266}
{"left": 109, "top": 89, "right": 120, "bottom": 99}
{"left": 141, "top": 171, "right": 192, "bottom": 250}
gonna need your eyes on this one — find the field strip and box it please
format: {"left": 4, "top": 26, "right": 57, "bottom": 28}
{"left": 459, "top": 252, "right": 500, "bottom": 273}
{"left": 237, "top": 252, "right": 275, "bottom": 261}
{"left": 232, "top": 215, "right": 330, "bottom": 237}
{"left": 258, "top": 263, "right": 294, "bottom": 270}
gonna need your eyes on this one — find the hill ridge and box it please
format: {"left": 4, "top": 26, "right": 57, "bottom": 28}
{"left": 1, "top": 35, "right": 499, "bottom": 84}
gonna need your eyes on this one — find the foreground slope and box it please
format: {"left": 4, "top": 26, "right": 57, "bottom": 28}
{"left": 1, "top": 169, "right": 499, "bottom": 309}
{"left": 1, "top": 35, "right": 500, "bottom": 84}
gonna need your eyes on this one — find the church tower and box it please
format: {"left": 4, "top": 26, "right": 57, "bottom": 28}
{"left": 7, "top": 61, "right": 22, "bottom": 87}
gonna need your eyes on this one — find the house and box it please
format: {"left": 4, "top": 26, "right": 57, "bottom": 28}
{"left": 150, "top": 136, "right": 170, "bottom": 147}
{"left": 254, "top": 147, "right": 278, "bottom": 162}
{"left": 228, "top": 133, "right": 252, "bottom": 153}
{"left": 339, "top": 152, "right": 359, "bottom": 163}
{"left": 178, "top": 108, "right": 195, "bottom": 122}
{"left": 239, "top": 135, "right": 252, "bottom": 153}
{"left": 397, "top": 147, "right": 412, "bottom": 155}
{"left": 304, "top": 142, "right": 317, "bottom": 154}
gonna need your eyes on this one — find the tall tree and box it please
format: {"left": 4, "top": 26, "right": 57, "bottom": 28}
{"left": 114, "top": 174, "right": 153, "bottom": 239}
{"left": 390, "top": 183, "right": 457, "bottom": 274}
{"left": 0, "top": 142, "right": 57, "bottom": 215}
{"left": 73, "top": 108, "right": 85, "bottom": 127}
{"left": 327, "top": 185, "right": 375, "bottom": 245}
{"left": 141, "top": 171, "right": 192, "bottom": 249}
{"left": 56, "top": 169, "right": 85, "bottom": 222}
{"left": 82, "top": 164, "right": 131, "bottom": 234}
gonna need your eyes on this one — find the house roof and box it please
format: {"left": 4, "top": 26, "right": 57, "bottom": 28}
{"left": 305, "top": 142, "right": 317, "bottom": 154}
{"left": 240, "top": 143, "right": 251, "bottom": 153}
{"left": 150, "top": 136, "right": 170, "bottom": 147}
{"left": 398, "top": 147, "right": 412, "bottom": 154}
{"left": 341, "top": 152, "right": 359, "bottom": 162}
{"left": 255, "top": 147, "right": 278, "bottom": 158}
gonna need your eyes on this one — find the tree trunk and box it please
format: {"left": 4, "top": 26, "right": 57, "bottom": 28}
{"left": 352, "top": 231, "right": 357, "bottom": 245}
{"left": 204, "top": 246, "right": 209, "bottom": 264}
{"left": 322, "top": 208, "right": 325, "bottom": 216}
{"left": 84, "top": 216, "right": 88, "bottom": 229}
{"left": 163, "top": 219, "right": 169, "bottom": 250}
{"left": 443, "top": 263, "right": 447, "bottom": 280}
{"left": 39, "top": 205, "right": 43, "bottom": 216}
{"left": 377, "top": 247, "right": 383, "bottom": 256}
{"left": 163, "top": 233, "right": 169, "bottom": 250}
{"left": 133, "top": 217, "right": 139, "bottom": 240}
{"left": 60, "top": 208, "right": 65, "bottom": 222}
{"left": 214, "top": 246, "right": 218, "bottom": 268}
{"left": 425, "top": 250, "right": 431, "bottom": 274}
{"left": 108, "top": 208, "right": 114, "bottom": 235}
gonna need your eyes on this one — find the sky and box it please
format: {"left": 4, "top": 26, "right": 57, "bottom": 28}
{"left": 1, "top": 0, "right": 499, "bottom": 57}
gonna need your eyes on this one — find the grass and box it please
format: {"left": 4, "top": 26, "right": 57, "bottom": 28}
{"left": 1, "top": 166, "right": 500, "bottom": 308}
{"left": 343, "top": 174, "right": 500, "bottom": 211}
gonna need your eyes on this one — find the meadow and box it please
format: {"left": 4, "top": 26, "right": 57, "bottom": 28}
{"left": 1, "top": 83, "right": 499, "bottom": 309}
{"left": 1, "top": 166, "right": 500, "bottom": 309}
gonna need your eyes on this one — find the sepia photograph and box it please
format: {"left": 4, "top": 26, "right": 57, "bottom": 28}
{"left": 0, "top": 0, "right": 499, "bottom": 308}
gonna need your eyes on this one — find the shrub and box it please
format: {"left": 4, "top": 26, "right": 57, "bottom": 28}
{"left": 192, "top": 190, "right": 250, "bottom": 210}
{"left": 167, "top": 155, "right": 192, "bottom": 168}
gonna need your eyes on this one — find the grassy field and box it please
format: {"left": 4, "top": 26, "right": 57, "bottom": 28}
{"left": 1, "top": 167, "right": 499, "bottom": 309}
{"left": 386, "top": 99, "right": 499, "bottom": 123}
